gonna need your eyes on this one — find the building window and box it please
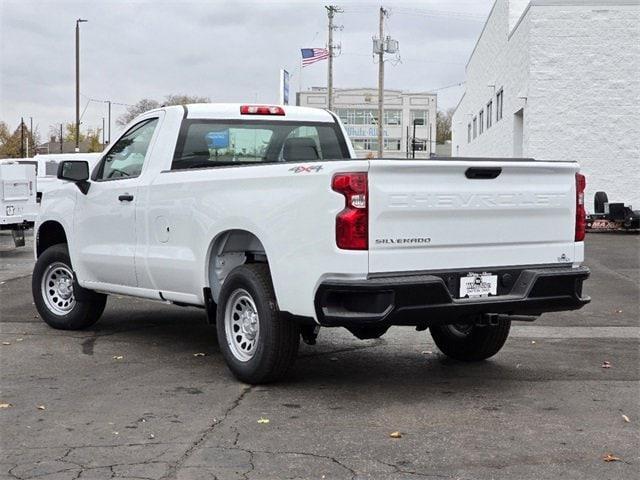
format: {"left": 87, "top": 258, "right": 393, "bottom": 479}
{"left": 472, "top": 117, "right": 477, "bottom": 139}
{"left": 496, "top": 89, "right": 503, "bottom": 121}
{"left": 486, "top": 101, "right": 493, "bottom": 128}
{"left": 336, "top": 108, "right": 378, "bottom": 126}
{"left": 479, "top": 109, "right": 484, "bottom": 135}
{"left": 383, "top": 110, "right": 402, "bottom": 126}
{"left": 410, "top": 110, "right": 428, "bottom": 126}
{"left": 467, "top": 123, "right": 471, "bottom": 143}
{"left": 384, "top": 138, "right": 402, "bottom": 151}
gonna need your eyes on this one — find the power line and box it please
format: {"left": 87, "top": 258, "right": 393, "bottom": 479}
{"left": 79, "top": 93, "right": 133, "bottom": 107}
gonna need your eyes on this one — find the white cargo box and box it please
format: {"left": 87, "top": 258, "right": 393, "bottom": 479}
{"left": 0, "top": 161, "right": 38, "bottom": 227}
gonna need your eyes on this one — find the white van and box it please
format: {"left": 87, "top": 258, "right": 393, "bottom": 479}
{"left": 0, "top": 161, "right": 38, "bottom": 246}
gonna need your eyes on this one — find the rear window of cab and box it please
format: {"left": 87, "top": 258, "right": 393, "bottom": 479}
{"left": 171, "top": 120, "right": 349, "bottom": 170}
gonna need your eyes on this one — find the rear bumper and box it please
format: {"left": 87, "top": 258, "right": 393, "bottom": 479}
{"left": 314, "top": 265, "right": 590, "bottom": 327}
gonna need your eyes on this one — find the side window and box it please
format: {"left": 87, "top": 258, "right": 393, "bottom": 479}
{"left": 97, "top": 118, "right": 158, "bottom": 180}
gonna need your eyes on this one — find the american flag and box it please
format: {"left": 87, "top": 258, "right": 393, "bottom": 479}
{"left": 301, "top": 48, "right": 329, "bottom": 67}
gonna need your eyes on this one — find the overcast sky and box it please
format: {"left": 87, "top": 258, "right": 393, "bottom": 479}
{"left": 0, "top": 0, "right": 493, "bottom": 140}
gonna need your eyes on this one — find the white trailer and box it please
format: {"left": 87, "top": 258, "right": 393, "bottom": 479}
{"left": 0, "top": 161, "right": 38, "bottom": 247}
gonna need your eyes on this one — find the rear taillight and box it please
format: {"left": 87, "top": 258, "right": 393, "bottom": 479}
{"left": 332, "top": 172, "right": 368, "bottom": 250}
{"left": 240, "top": 105, "right": 285, "bottom": 116}
{"left": 575, "top": 173, "right": 586, "bottom": 241}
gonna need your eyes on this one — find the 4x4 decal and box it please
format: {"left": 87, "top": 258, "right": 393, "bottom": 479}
{"left": 289, "top": 165, "right": 323, "bottom": 174}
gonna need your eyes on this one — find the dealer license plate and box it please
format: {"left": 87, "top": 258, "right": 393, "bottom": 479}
{"left": 459, "top": 273, "right": 498, "bottom": 298}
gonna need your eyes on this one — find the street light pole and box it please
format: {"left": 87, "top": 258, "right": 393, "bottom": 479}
{"left": 75, "top": 18, "right": 88, "bottom": 153}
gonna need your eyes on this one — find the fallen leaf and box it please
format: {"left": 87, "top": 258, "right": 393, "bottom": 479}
{"left": 531, "top": 341, "right": 536, "bottom": 345}
{"left": 421, "top": 351, "right": 433, "bottom": 355}
{"left": 149, "top": 433, "right": 155, "bottom": 439}
{"left": 0, "top": 403, "right": 12, "bottom": 409}
{"left": 2, "top": 342, "right": 10, "bottom": 346}
{"left": 602, "top": 361, "right": 611, "bottom": 369}
{"left": 193, "top": 353, "right": 206, "bottom": 357}
{"left": 622, "top": 414, "right": 630, "bottom": 423}
{"left": 16, "top": 338, "right": 23, "bottom": 342}
{"left": 37, "top": 405, "right": 45, "bottom": 410}
{"left": 112, "top": 355, "right": 124, "bottom": 360}
{"left": 112, "top": 431, "right": 119, "bottom": 435}
{"left": 603, "top": 453, "right": 622, "bottom": 462}
{"left": 615, "top": 309, "right": 623, "bottom": 314}
{"left": 257, "top": 417, "right": 270, "bottom": 424}
{"left": 389, "top": 431, "right": 402, "bottom": 439}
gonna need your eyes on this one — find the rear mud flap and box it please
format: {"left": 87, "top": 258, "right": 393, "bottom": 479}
{"left": 12, "top": 229, "right": 25, "bottom": 247}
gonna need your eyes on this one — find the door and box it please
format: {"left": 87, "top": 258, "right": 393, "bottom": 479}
{"left": 73, "top": 118, "right": 159, "bottom": 287}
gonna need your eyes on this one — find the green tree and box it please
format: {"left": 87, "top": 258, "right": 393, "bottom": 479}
{"left": 117, "top": 94, "right": 210, "bottom": 126}
{"left": 0, "top": 120, "right": 39, "bottom": 158}
{"left": 436, "top": 108, "right": 455, "bottom": 144}
{"left": 63, "top": 122, "right": 86, "bottom": 144}
{"left": 87, "top": 127, "right": 103, "bottom": 152}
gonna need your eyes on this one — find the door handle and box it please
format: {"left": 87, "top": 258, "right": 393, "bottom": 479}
{"left": 118, "top": 194, "right": 134, "bottom": 202}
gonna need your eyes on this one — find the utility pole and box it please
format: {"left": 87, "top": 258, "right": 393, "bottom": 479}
{"left": 102, "top": 117, "right": 105, "bottom": 149}
{"left": 325, "top": 5, "right": 342, "bottom": 111}
{"left": 60, "top": 123, "right": 63, "bottom": 153}
{"left": 20, "top": 117, "right": 25, "bottom": 158}
{"left": 29, "top": 117, "right": 33, "bottom": 157}
{"left": 376, "top": 7, "right": 387, "bottom": 158}
{"left": 75, "top": 18, "right": 88, "bottom": 153}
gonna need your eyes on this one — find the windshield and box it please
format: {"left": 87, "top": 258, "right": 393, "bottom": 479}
{"left": 171, "top": 120, "right": 349, "bottom": 170}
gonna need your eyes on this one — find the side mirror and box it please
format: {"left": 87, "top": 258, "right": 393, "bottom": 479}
{"left": 57, "top": 161, "right": 90, "bottom": 194}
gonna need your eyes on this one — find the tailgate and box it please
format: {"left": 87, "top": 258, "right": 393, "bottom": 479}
{"left": 368, "top": 159, "right": 579, "bottom": 273}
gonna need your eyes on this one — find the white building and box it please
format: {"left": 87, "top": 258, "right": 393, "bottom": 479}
{"left": 452, "top": 0, "right": 640, "bottom": 211}
{"left": 298, "top": 88, "right": 437, "bottom": 158}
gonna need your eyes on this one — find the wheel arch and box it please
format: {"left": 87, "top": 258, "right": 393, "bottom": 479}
{"left": 36, "top": 220, "right": 68, "bottom": 257}
{"left": 206, "top": 229, "right": 269, "bottom": 303}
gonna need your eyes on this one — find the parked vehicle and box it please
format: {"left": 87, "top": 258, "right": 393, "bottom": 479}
{"left": 586, "top": 190, "right": 639, "bottom": 232}
{"left": 1, "top": 161, "right": 38, "bottom": 247}
{"left": 32, "top": 104, "right": 590, "bottom": 383}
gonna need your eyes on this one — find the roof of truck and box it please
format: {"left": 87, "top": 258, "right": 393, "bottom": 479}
{"left": 178, "top": 103, "right": 336, "bottom": 123}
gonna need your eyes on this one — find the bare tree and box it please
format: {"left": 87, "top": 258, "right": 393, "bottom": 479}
{"left": 436, "top": 108, "right": 455, "bottom": 144}
{"left": 117, "top": 94, "right": 210, "bottom": 126}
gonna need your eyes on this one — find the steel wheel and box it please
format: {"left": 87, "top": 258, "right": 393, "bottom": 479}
{"left": 224, "top": 288, "right": 260, "bottom": 362}
{"left": 41, "top": 262, "right": 75, "bottom": 315}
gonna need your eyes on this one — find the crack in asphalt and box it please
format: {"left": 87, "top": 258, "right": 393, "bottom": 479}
{"left": 159, "top": 385, "right": 253, "bottom": 479}
{"left": 375, "top": 458, "right": 450, "bottom": 479}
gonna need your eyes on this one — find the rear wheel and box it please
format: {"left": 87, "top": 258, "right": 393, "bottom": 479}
{"left": 216, "top": 264, "right": 300, "bottom": 384}
{"left": 430, "top": 320, "right": 510, "bottom": 361}
{"left": 32, "top": 244, "right": 107, "bottom": 330}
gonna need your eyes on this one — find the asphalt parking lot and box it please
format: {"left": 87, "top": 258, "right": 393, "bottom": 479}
{"left": 1, "top": 232, "right": 638, "bottom": 480}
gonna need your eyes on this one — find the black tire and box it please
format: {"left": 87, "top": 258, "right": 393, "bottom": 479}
{"left": 430, "top": 320, "right": 511, "bottom": 362}
{"left": 594, "top": 191, "right": 608, "bottom": 214}
{"left": 32, "top": 243, "right": 107, "bottom": 330}
{"left": 216, "top": 264, "right": 300, "bottom": 384}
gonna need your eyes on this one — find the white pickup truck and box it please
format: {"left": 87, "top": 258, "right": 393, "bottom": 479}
{"left": 33, "top": 104, "right": 590, "bottom": 383}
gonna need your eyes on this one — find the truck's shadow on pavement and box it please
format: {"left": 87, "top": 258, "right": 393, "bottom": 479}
{"left": 88, "top": 304, "right": 538, "bottom": 391}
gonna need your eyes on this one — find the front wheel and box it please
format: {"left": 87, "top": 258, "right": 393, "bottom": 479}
{"left": 429, "top": 320, "right": 511, "bottom": 361}
{"left": 216, "top": 264, "right": 300, "bottom": 384}
{"left": 32, "top": 244, "right": 107, "bottom": 330}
